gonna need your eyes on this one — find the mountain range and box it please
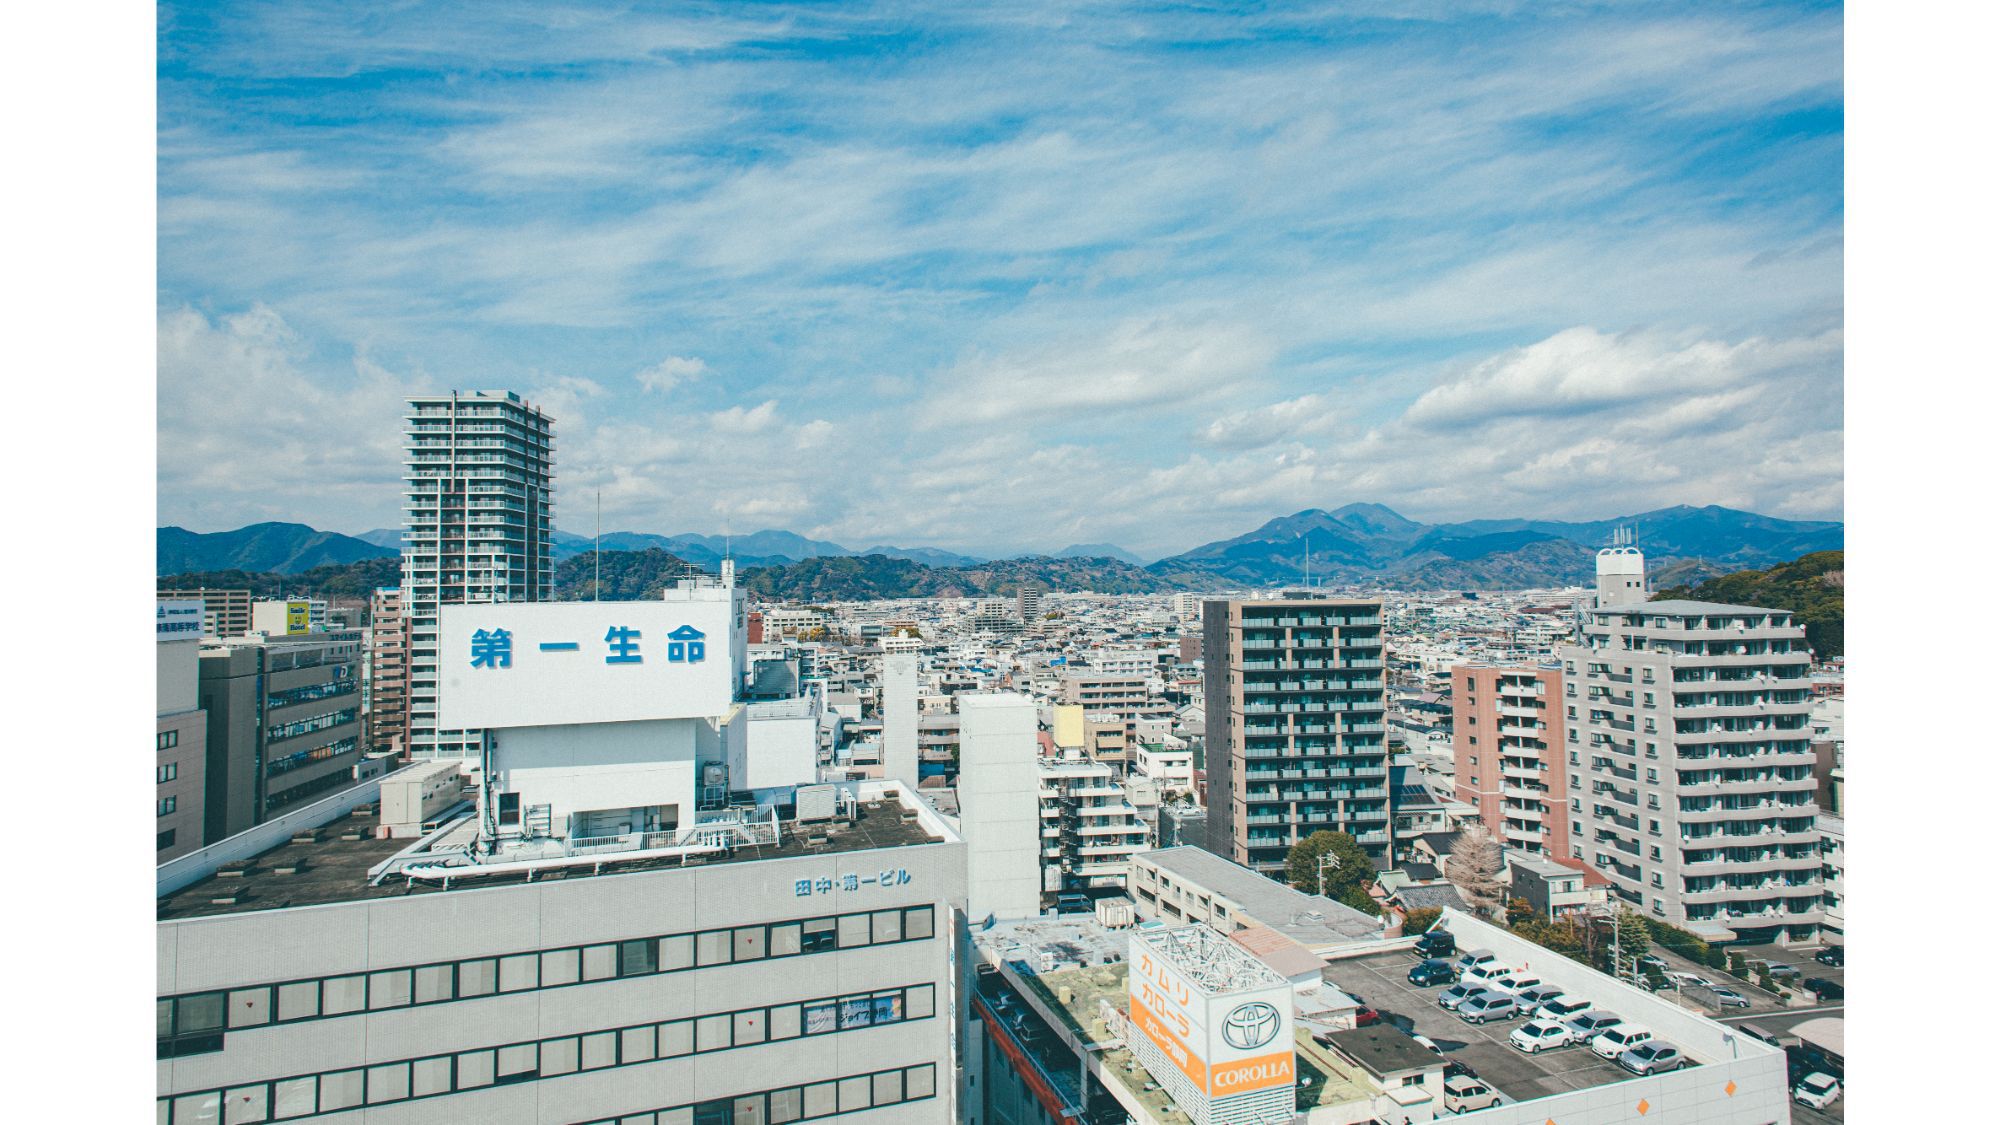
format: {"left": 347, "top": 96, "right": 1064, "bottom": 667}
{"left": 160, "top": 502, "right": 1839, "bottom": 589}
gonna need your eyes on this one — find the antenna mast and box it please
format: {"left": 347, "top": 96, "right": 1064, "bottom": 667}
{"left": 594, "top": 490, "right": 601, "bottom": 602}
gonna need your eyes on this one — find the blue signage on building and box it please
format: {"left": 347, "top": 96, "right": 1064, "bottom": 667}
{"left": 794, "top": 868, "right": 912, "bottom": 896}
{"left": 469, "top": 628, "right": 513, "bottom": 669}
{"left": 468, "top": 623, "right": 708, "bottom": 668}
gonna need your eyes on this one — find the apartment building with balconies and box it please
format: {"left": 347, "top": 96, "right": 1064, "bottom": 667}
{"left": 1202, "top": 597, "right": 1392, "bottom": 874}
{"left": 1559, "top": 600, "right": 1823, "bottom": 946}
{"left": 365, "top": 586, "right": 411, "bottom": 756}
{"left": 1451, "top": 661, "right": 1569, "bottom": 860}
{"left": 402, "top": 390, "right": 555, "bottom": 761}
{"left": 1037, "top": 758, "right": 1151, "bottom": 895}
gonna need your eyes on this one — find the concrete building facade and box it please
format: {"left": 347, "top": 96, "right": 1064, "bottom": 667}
{"left": 1561, "top": 600, "right": 1823, "bottom": 945}
{"left": 197, "top": 630, "right": 367, "bottom": 842}
{"left": 366, "top": 586, "right": 411, "bottom": 756}
{"left": 958, "top": 693, "right": 1042, "bottom": 922}
{"left": 1451, "top": 661, "right": 1568, "bottom": 860}
{"left": 403, "top": 390, "right": 555, "bottom": 761}
{"left": 158, "top": 601, "right": 209, "bottom": 861}
{"left": 1202, "top": 598, "right": 1390, "bottom": 873}
{"left": 160, "top": 587, "right": 253, "bottom": 638}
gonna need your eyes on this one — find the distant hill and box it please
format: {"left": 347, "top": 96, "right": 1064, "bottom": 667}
{"left": 158, "top": 523, "right": 397, "bottom": 576}
{"left": 553, "top": 548, "right": 698, "bottom": 600}
{"left": 159, "top": 556, "right": 401, "bottom": 601}
{"left": 1653, "top": 549, "right": 1844, "bottom": 658}
{"left": 1151, "top": 503, "right": 1842, "bottom": 588}
{"left": 858, "top": 545, "right": 987, "bottom": 567}
{"left": 736, "top": 552, "right": 1192, "bottom": 601}
{"left": 356, "top": 528, "right": 403, "bottom": 549}
{"left": 1055, "top": 542, "right": 1145, "bottom": 565}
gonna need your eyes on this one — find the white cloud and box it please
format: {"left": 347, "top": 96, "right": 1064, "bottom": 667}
{"left": 708, "top": 399, "right": 780, "bottom": 434}
{"left": 636, "top": 355, "right": 710, "bottom": 393}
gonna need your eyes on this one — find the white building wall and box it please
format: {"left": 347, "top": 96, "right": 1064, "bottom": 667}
{"left": 737, "top": 708, "right": 819, "bottom": 791}
{"left": 959, "top": 693, "right": 1043, "bottom": 922}
{"left": 488, "top": 719, "right": 699, "bottom": 836}
{"left": 882, "top": 654, "right": 920, "bottom": 785}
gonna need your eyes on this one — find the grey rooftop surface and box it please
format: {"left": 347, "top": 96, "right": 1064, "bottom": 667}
{"left": 1138, "top": 846, "right": 1382, "bottom": 944}
{"left": 1596, "top": 599, "right": 1787, "bottom": 617}
{"left": 158, "top": 798, "right": 943, "bottom": 921}
{"left": 1322, "top": 1024, "right": 1448, "bottom": 1078}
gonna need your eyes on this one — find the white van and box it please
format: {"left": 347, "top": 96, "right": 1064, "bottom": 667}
{"left": 1591, "top": 1024, "right": 1653, "bottom": 1059}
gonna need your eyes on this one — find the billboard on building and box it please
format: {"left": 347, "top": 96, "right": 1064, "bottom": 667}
{"left": 1128, "top": 927, "right": 1295, "bottom": 1107}
{"left": 157, "top": 600, "right": 204, "bottom": 642}
{"left": 284, "top": 600, "right": 311, "bottom": 635}
{"left": 438, "top": 600, "right": 737, "bottom": 729}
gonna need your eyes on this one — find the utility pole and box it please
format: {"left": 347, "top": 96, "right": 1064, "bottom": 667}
{"left": 1318, "top": 851, "right": 1342, "bottom": 898}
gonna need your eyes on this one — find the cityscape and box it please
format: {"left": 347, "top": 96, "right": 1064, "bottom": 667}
{"left": 143, "top": 4, "right": 1860, "bottom": 1125}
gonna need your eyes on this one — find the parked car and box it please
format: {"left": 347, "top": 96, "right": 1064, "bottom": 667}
{"left": 1515, "top": 984, "right": 1564, "bottom": 1010}
{"left": 1767, "top": 964, "right": 1803, "bottom": 984}
{"left": 1590, "top": 1024, "right": 1653, "bottom": 1059}
{"left": 1618, "top": 1041, "right": 1685, "bottom": 1076}
{"left": 1708, "top": 986, "right": 1752, "bottom": 1009}
{"left": 1802, "top": 977, "right": 1843, "bottom": 1001}
{"left": 1355, "top": 1005, "right": 1383, "bottom": 1028}
{"left": 1455, "top": 949, "right": 1499, "bottom": 974}
{"left": 1814, "top": 946, "right": 1844, "bottom": 967}
{"left": 1668, "top": 972, "right": 1714, "bottom": 989}
{"left": 1410, "top": 959, "right": 1460, "bottom": 987}
{"left": 1443, "top": 1059, "right": 1477, "bottom": 1082}
{"left": 1509, "top": 1019, "right": 1574, "bottom": 1053}
{"left": 1485, "top": 971, "right": 1545, "bottom": 997}
{"left": 1442, "top": 1075, "right": 1502, "bottom": 1114}
{"left": 1410, "top": 1033, "right": 1444, "bottom": 1056}
{"left": 1638, "top": 954, "right": 1669, "bottom": 974}
{"left": 1459, "top": 992, "right": 1521, "bottom": 1025}
{"left": 1566, "top": 1011, "right": 1623, "bottom": 1041}
{"left": 1793, "top": 1072, "right": 1842, "bottom": 1109}
{"left": 1536, "top": 996, "right": 1593, "bottom": 1022}
{"left": 1438, "top": 982, "right": 1483, "bottom": 1012}
{"left": 1460, "top": 961, "right": 1516, "bottom": 989}
{"left": 1416, "top": 930, "right": 1457, "bottom": 959}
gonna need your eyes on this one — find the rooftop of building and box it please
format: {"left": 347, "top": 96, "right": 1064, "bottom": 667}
{"left": 1593, "top": 599, "right": 1787, "bottom": 618}
{"left": 159, "top": 793, "right": 945, "bottom": 922}
{"left": 1135, "top": 846, "right": 1384, "bottom": 945}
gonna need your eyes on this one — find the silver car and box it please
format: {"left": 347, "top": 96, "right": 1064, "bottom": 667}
{"left": 1438, "top": 982, "right": 1482, "bottom": 1011}
{"left": 1459, "top": 991, "right": 1520, "bottom": 1025}
{"left": 1617, "top": 1041, "right": 1685, "bottom": 1076}
{"left": 1565, "top": 1010, "right": 1622, "bottom": 1041}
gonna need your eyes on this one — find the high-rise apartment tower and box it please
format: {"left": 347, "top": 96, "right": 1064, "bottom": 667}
{"left": 402, "top": 391, "right": 554, "bottom": 760}
{"left": 1202, "top": 597, "right": 1391, "bottom": 874}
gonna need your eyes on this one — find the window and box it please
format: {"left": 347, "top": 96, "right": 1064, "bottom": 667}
{"left": 459, "top": 959, "right": 498, "bottom": 997}
{"left": 733, "top": 926, "right": 767, "bottom": 962}
{"left": 541, "top": 948, "right": 580, "bottom": 987}
{"left": 696, "top": 931, "right": 732, "bottom": 967}
{"left": 228, "top": 988, "right": 270, "bottom": 1028}
{"left": 158, "top": 796, "right": 178, "bottom": 817}
{"left": 368, "top": 970, "right": 412, "bottom": 1010}
{"left": 321, "top": 976, "right": 364, "bottom": 1016}
{"left": 660, "top": 934, "right": 695, "bottom": 971}
{"left": 581, "top": 1031, "right": 617, "bottom": 1070}
{"left": 413, "top": 964, "right": 453, "bottom": 1004}
{"left": 158, "top": 763, "right": 179, "bottom": 783}
{"left": 621, "top": 1026, "right": 656, "bottom": 1064}
{"left": 276, "top": 982, "right": 319, "bottom": 1021}
{"left": 620, "top": 939, "right": 658, "bottom": 977}
{"left": 582, "top": 944, "right": 617, "bottom": 980}
{"left": 496, "top": 1044, "right": 538, "bottom": 1084}
{"left": 837, "top": 914, "right": 871, "bottom": 948}
{"left": 768, "top": 923, "right": 802, "bottom": 958}
{"left": 159, "top": 729, "right": 179, "bottom": 751}
{"left": 541, "top": 1037, "right": 578, "bottom": 1077}
{"left": 696, "top": 1014, "right": 732, "bottom": 1052}
{"left": 158, "top": 829, "right": 177, "bottom": 851}
{"left": 801, "top": 919, "right": 837, "bottom": 953}
{"left": 499, "top": 954, "right": 538, "bottom": 992}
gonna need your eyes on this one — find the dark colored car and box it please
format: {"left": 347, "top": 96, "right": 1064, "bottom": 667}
{"left": 1814, "top": 946, "right": 1844, "bottom": 966}
{"left": 1415, "top": 930, "right": 1457, "bottom": 959}
{"left": 1409, "top": 959, "right": 1459, "bottom": 987}
{"left": 1802, "top": 977, "right": 1843, "bottom": 1001}
{"left": 1444, "top": 1060, "right": 1477, "bottom": 1082}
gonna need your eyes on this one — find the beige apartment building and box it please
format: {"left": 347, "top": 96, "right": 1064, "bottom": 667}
{"left": 366, "top": 586, "right": 411, "bottom": 756}
{"left": 1202, "top": 597, "right": 1391, "bottom": 874}
{"left": 159, "top": 587, "right": 253, "bottom": 638}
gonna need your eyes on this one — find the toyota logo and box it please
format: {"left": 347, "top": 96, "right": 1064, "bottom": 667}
{"left": 1220, "top": 1001, "right": 1281, "bottom": 1050}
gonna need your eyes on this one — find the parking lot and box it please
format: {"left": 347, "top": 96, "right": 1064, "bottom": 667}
{"left": 1322, "top": 951, "right": 1641, "bottom": 1106}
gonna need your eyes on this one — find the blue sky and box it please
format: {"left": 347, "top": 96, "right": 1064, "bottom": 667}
{"left": 157, "top": 0, "right": 1843, "bottom": 559}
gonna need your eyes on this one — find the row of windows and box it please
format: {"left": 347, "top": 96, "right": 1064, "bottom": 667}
{"left": 265, "top": 678, "right": 356, "bottom": 711}
{"left": 576, "top": 1063, "right": 939, "bottom": 1125}
{"left": 158, "top": 905, "right": 936, "bottom": 1055}
{"left": 265, "top": 708, "right": 356, "bottom": 744}
{"left": 265, "top": 737, "right": 356, "bottom": 778}
{"left": 158, "top": 985, "right": 935, "bottom": 1124}
{"left": 262, "top": 769, "right": 359, "bottom": 816}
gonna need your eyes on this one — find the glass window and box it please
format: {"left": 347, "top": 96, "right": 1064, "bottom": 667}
{"left": 272, "top": 1077, "right": 315, "bottom": 1120}
{"left": 367, "top": 1063, "right": 409, "bottom": 1104}
{"left": 695, "top": 930, "right": 732, "bottom": 966}
{"left": 227, "top": 987, "right": 271, "bottom": 1028}
{"left": 411, "top": 1056, "right": 452, "bottom": 1098}
{"left": 768, "top": 1003, "right": 802, "bottom": 1041}
{"left": 906, "top": 1064, "right": 936, "bottom": 1099}
{"left": 732, "top": 1095, "right": 766, "bottom": 1125}
{"left": 838, "top": 1076, "right": 872, "bottom": 1113}
{"left": 582, "top": 944, "right": 617, "bottom": 980}
{"left": 660, "top": 934, "right": 694, "bottom": 971}
{"left": 803, "top": 1001, "right": 838, "bottom": 1035}
{"left": 768, "top": 921, "right": 802, "bottom": 957}
{"left": 321, "top": 975, "right": 365, "bottom": 1015}
{"left": 802, "top": 1083, "right": 837, "bottom": 1118}
{"left": 837, "top": 915, "right": 870, "bottom": 948}
{"left": 620, "top": 939, "right": 657, "bottom": 977}
{"left": 413, "top": 964, "right": 454, "bottom": 1004}
{"left": 734, "top": 1009, "right": 767, "bottom": 1045}
{"left": 903, "top": 907, "right": 934, "bottom": 941}
{"left": 769, "top": 1087, "right": 803, "bottom": 1124}
{"left": 801, "top": 919, "right": 837, "bottom": 953}
{"left": 541, "top": 948, "right": 581, "bottom": 987}
{"left": 496, "top": 1043, "right": 538, "bottom": 1083}
{"left": 621, "top": 1026, "right": 656, "bottom": 1063}
{"left": 734, "top": 926, "right": 767, "bottom": 962}
{"left": 459, "top": 958, "right": 498, "bottom": 997}
{"left": 840, "top": 996, "right": 876, "bottom": 1028}
{"left": 275, "top": 981, "right": 318, "bottom": 1022}
{"left": 581, "top": 1031, "right": 617, "bottom": 1070}
{"left": 696, "top": 1013, "right": 732, "bottom": 1052}
{"left": 368, "top": 969, "right": 413, "bottom": 1009}
{"left": 175, "top": 1091, "right": 222, "bottom": 1125}
{"left": 180, "top": 992, "right": 227, "bottom": 1033}
{"left": 871, "top": 910, "right": 902, "bottom": 944}
{"left": 660, "top": 1020, "right": 694, "bottom": 1058}
{"left": 621, "top": 1116, "right": 659, "bottom": 1125}
{"left": 457, "top": 1049, "right": 496, "bottom": 1089}
{"left": 223, "top": 1086, "right": 268, "bottom": 1124}
{"left": 873, "top": 1070, "right": 904, "bottom": 1105}
{"left": 499, "top": 954, "right": 538, "bottom": 992}
{"left": 659, "top": 1111, "right": 692, "bottom": 1125}
{"left": 907, "top": 985, "right": 934, "bottom": 1020}
{"left": 157, "top": 998, "right": 175, "bottom": 1038}
{"left": 319, "top": 1070, "right": 363, "bottom": 1112}
{"left": 870, "top": 992, "right": 904, "bottom": 1025}
{"left": 541, "top": 1037, "right": 578, "bottom": 1076}
{"left": 694, "top": 1101, "right": 733, "bottom": 1125}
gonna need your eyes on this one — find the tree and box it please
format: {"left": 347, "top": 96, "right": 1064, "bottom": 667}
{"left": 1613, "top": 910, "right": 1650, "bottom": 973}
{"left": 1285, "top": 831, "right": 1372, "bottom": 898}
{"left": 1401, "top": 906, "right": 1443, "bottom": 935}
{"left": 1441, "top": 825, "right": 1506, "bottom": 919}
{"left": 1505, "top": 897, "right": 1536, "bottom": 927}
{"left": 1336, "top": 885, "right": 1382, "bottom": 917}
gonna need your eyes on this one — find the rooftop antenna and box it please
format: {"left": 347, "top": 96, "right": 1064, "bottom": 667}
{"left": 594, "top": 490, "right": 601, "bottom": 601}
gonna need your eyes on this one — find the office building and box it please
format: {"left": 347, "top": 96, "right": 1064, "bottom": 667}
{"left": 365, "top": 586, "right": 411, "bottom": 755}
{"left": 157, "top": 601, "right": 209, "bottom": 861}
{"left": 197, "top": 628, "right": 368, "bottom": 842}
{"left": 1202, "top": 598, "right": 1390, "bottom": 873}
{"left": 1561, "top": 600, "right": 1823, "bottom": 944}
{"left": 402, "top": 390, "right": 555, "bottom": 761}
{"left": 159, "top": 587, "right": 252, "bottom": 638}
{"left": 1450, "top": 661, "right": 1569, "bottom": 859}
{"left": 1016, "top": 588, "right": 1043, "bottom": 624}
